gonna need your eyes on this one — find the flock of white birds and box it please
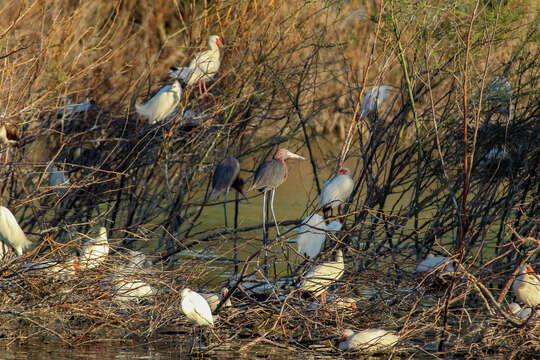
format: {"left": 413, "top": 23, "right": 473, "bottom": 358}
{"left": 0, "top": 31, "right": 535, "bottom": 353}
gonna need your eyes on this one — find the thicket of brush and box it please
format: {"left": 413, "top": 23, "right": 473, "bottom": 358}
{"left": 0, "top": 0, "right": 538, "bottom": 357}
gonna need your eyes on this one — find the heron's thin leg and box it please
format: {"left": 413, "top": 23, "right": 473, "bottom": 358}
{"left": 198, "top": 81, "right": 203, "bottom": 97}
{"left": 223, "top": 189, "right": 229, "bottom": 228}
{"left": 270, "top": 188, "right": 280, "bottom": 236}
{"left": 234, "top": 191, "right": 239, "bottom": 275}
{"left": 262, "top": 191, "right": 267, "bottom": 275}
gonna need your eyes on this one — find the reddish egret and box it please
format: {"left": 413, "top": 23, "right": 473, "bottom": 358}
{"left": 319, "top": 168, "right": 354, "bottom": 220}
{"left": 512, "top": 264, "right": 540, "bottom": 307}
{"left": 338, "top": 328, "right": 399, "bottom": 352}
{"left": 250, "top": 148, "right": 305, "bottom": 236}
{"left": 0, "top": 123, "right": 19, "bottom": 164}
{"left": 210, "top": 155, "right": 248, "bottom": 227}
{"left": 136, "top": 80, "right": 182, "bottom": 124}
{"left": 299, "top": 249, "right": 344, "bottom": 304}
{"left": 0, "top": 206, "right": 32, "bottom": 256}
{"left": 169, "top": 35, "right": 223, "bottom": 97}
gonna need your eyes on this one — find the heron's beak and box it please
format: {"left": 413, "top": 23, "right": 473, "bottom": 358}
{"left": 288, "top": 152, "right": 305, "bottom": 160}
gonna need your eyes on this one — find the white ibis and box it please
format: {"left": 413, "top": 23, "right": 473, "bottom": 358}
{"left": 319, "top": 168, "right": 354, "bottom": 220}
{"left": 78, "top": 227, "right": 109, "bottom": 270}
{"left": 58, "top": 98, "right": 96, "bottom": 118}
{"left": 299, "top": 249, "right": 344, "bottom": 303}
{"left": 249, "top": 148, "right": 305, "bottom": 236}
{"left": 169, "top": 35, "right": 223, "bottom": 97}
{"left": 180, "top": 288, "right": 214, "bottom": 327}
{"left": 338, "top": 328, "right": 399, "bottom": 353}
{"left": 289, "top": 214, "right": 342, "bottom": 260}
{"left": 512, "top": 264, "right": 540, "bottom": 307}
{"left": 211, "top": 155, "right": 248, "bottom": 227}
{"left": 0, "top": 123, "right": 20, "bottom": 164}
{"left": 47, "top": 165, "right": 71, "bottom": 195}
{"left": 202, "top": 288, "right": 232, "bottom": 312}
{"left": 507, "top": 302, "right": 533, "bottom": 320}
{"left": 359, "top": 85, "right": 391, "bottom": 119}
{"left": 0, "top": 206, "right": 32, "bottom": 256}
{"left": 136, "top": 80, "right": 182, "bottom": 124}
{"left": 415, "top": 254, "right": 455, "bottom": 274}
{"left": 112, "top": 277, "right": 155, "bottom": 303}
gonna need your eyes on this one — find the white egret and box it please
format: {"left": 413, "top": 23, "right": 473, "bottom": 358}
{"left": 289, "top": 214, "right": 342, "bottom": 260}
{"left": 112, "top": 277, "right": 155, "bottom": 303}
{"left": 512, "top": 264, "right": 540, "bottom": 307}
{"left": 169, "top": 35, "right": 223, "bottom": 96}
{"left": 338, "top": 328, "right": 399, "bottom": 353}
{"left": 319, "top": 168, "right": 354, "bottom": 219}
{"left": 299, "top": 250, "right": 344, "bottom": 303}
{"left": 0, "top": 206, "right": 32, "bottom": 256}
{"left": 136, "top": 80, "right": 182, "bottom": 124}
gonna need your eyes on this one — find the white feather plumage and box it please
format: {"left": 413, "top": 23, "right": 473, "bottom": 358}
{"left": 180, "top": 288, "right": 214, "bottom": 327}
{"left": 0, "top": 206, "right": 32, "bottom": 256}
{"left": 136, "top": 80, "right": 182, "bottom": 124}
{"left": 319, "top": 169, "right": 354, "bottom": 211}
{"left": 79, "top": 227, "right": 109, "bottom": 269}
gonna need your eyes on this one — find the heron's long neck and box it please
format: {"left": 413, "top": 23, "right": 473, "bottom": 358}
{"left": 281, "top": 159, "right": 288, "bottom": 180}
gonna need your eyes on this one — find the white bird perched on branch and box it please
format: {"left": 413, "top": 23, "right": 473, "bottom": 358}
{"left": 359, "top": 85, "right": 390, "bottom": 119}
{"left": 289, "top": 214, "right": 342, "bottom": 259}
{"left": 169, "top": 35, "right": 223, "bottom": 97}
{"left": 512, "top": 264, "right": 540, "bottom": 308}
{"left": 338, "top": 328, "right": 399, "bottom": 353}
{"left": 78, "top": 227, "right": 109, "bottom": 270}
{"left": 299, "top": 249, "right": 344, "bottom": 303}
{"left": 180, "top": 288, "right": 214, "bottom": 327}
{"left": 0, "top": 206, "right": 32, "bottom": 256}
{"left": 136, "top": 80, "right": 182, "bottom": 124}
{"left": 319, "top": 168, "right": 354, "bottom": 219}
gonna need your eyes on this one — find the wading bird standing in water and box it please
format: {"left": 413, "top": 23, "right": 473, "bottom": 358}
{"left": 169, "top": 35, "right": 223, "bottom": 97}
{"left": 0, "top": 122, "right": 20, "bottom": 164}
{"left": 210, "top": 155, "right": 248, "bottom": 228}
{"left": 180, "top": 288, "right": 214, "bottom": 352}
{"left": 249, "top": 149, "right": 305, "bottom": 237}
{"left": 319, "top": 168, "right": 354, "bottom": 220}
{"left": 0, "top": 206, "right": 32, "bottom": 256}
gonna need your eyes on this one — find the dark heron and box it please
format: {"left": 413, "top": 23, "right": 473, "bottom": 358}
{"left": 210, "top": 155, "right": 248, "bottom": 227}
{"left": 249, "top": 148, "right": 305, "bottom": 236}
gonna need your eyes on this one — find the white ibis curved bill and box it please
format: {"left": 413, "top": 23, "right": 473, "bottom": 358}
{"left": 512, "top": 264, "right": 540, "bottom": 307}
{"left": 169, "top": 35, "right": 223, "bottom": 97}
{"left": 507, "top": 302, "right": 533, "bottom": 320}
{"left": 180, "top": 288, "right": 214, "bottom": 327}
{"left": 319, "top": 168, "right": 354, "bottom": 219}
{"left": 249, "top": 148, "right": 305, "bottom": 236}
{"left": 338, "top": 328, "right": 399, "bottom": 353}
{"left": 299, "top": 249, "right": 344, "bottom": 303}
{"left": 0, "top": 206, "right": 32, "bottom": 256}
{"left": 202, "top": 288, "right": 232, "bottom": 312}
{"left": 211, "top": 155, "right": 248, "bottom": 227}
{"left": 0, "top": 123, "right": 20, "bottom": 164}
{"left": 78, "top": 227, "right": 109, "bottom": 270}
{"left": 359, "top": 85, "right": 390, "bottom": 119}
{"left": 136, "top": 80, "right": 182, "bottom": 124}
